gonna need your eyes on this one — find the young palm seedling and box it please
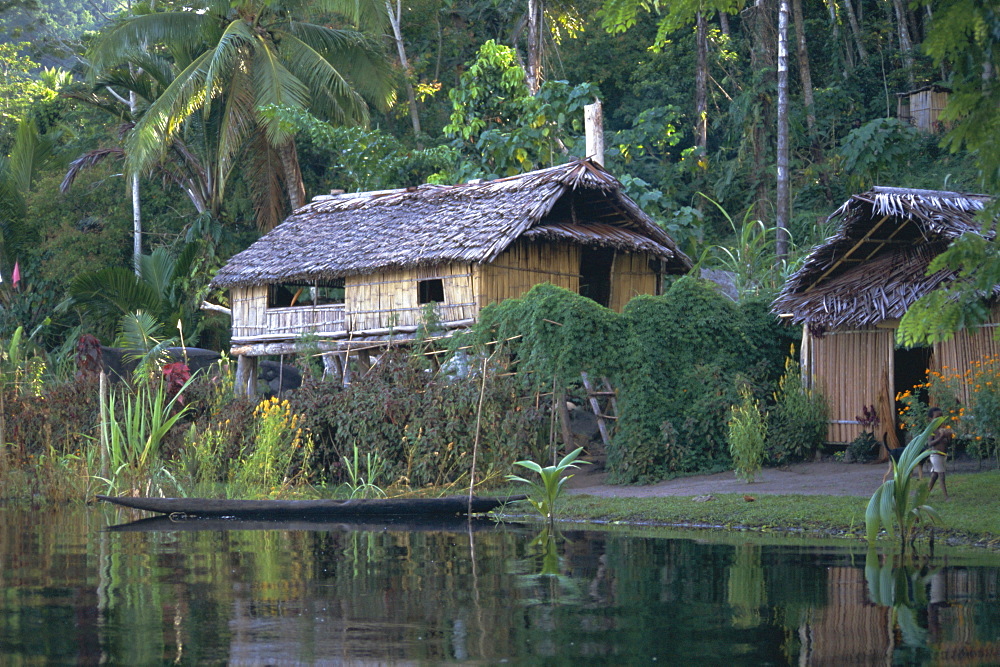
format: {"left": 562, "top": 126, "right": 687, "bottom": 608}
{"left": 865, "top": 418, "right": 945, "bottom": 555}
{"left": 507, "top": 447, "right": 589, "bottom": 525}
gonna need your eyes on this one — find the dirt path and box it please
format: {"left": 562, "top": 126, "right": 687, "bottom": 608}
{"left": 565, "top": 459, "right": 994, "bottom": 498}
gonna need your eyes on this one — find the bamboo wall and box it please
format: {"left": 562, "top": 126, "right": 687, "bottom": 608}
{"left": 475, "top": 239, "right": 658, "bottom": 313}
{"left": 609, "top": 252, "right": 658, "bottom": 311}
{"left": 345, "top": 262, "right": 476, "bottom": 331}
{"left": 231, "top": 286, "right": 268, "bottom": 340}
{"left": 933, "top": 316, "right": 1000, "bottom": 406}
{"left": 475, "top": 239, "right": 581, "bottom": 306}
{"left": 907, "top": 88, "right": 949, "bottom": 132}
{"left": 803, "top": 327, "right": 897, "bottom": 445}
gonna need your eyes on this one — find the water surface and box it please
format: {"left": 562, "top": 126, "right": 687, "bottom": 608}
{"left": 1, "top": 506, "right": 998, "bottom": 664}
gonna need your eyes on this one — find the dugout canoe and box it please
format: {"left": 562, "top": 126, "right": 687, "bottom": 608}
{"left": 96, "top": 494, "right": 525, "bottom": 519}
{"left": 107, "top": 515, "right": 508, "bottom": 533}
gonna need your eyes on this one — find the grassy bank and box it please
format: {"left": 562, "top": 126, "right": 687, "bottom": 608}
{"left": 498, "top": 470, "right": 1000, "bottom": 549}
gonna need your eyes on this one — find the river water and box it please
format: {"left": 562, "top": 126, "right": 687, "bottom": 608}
{"left": 1, "top": 505, "right": 998, "bottom": 664}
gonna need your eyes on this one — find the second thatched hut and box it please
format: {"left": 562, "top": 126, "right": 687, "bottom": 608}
{"left": 773, "top": 186, "right": 996, "bottom": 449}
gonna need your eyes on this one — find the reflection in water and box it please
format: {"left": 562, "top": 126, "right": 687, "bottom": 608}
{"left": 0, "top": 506, "right": 998, "bottom": 663}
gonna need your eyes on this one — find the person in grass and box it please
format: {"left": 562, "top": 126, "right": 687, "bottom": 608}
{"left": 926, "top": 407, "right": 953, "bottom": 500}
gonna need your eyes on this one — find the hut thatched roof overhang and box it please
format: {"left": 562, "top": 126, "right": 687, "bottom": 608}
{"left": 772, "top": 186, "right": 995, "bottom": 329}
{"left": 212, "top": 159, "right": 691, "bottom": 289}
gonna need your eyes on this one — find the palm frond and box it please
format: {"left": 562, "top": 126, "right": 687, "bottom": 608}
{"left": 202, "top": 19, "right": 257, "bottom": 116}
{"left": 88, "top": 11, "right": 213, "bottom": 76}
{"left": 303, "top": 0, "right": 390, "bottom": 34}
{"left": 8, "top": 118, "right": 54, "bottom": 194}
{"left": 115, "top": 309, "right": 166, "bottom": 354}
{"left": 284, "top": 23, "right": 396, "bottom": 113}
{"left": 243, "top": 131, "right": 289, "bottom": 231}
{"left": 276, "top": 31, "right": 371, "bottom": 126}
{"left": 68, "top": 267, "right": 163, "bottom": 323}
{"left": 61, "top": 148, "right": 126, "bottom": 193}
{"left": 125, "top": 49, "right": 215, "bottom": 175}
{"left": 251, "top": 35, "right": 311, "bottom": 144}
{"left": 139, "top": 247, "right": 178, "bottom": 301}
{"left": 212, "top": 68, "right": 257, "bottom": 201}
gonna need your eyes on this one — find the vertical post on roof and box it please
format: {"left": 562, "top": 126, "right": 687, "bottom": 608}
{"left": 585, "top": 99, "right": 604, "bottom": 166}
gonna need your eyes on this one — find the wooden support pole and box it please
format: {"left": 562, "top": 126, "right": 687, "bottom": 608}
{"left": 581, "top": 372, "right": 612, "bottom": 449}
{"left": 235, "top": 355, "right": 258, "bottom": 397}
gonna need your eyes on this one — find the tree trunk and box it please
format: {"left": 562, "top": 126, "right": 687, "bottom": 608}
{"left": 776, "top": 0, "right": 790, "bottom": 261}
{"left": 892, "top": 0, "right": 915, "bottom": 85}
{"left": 719, "top": 11, "right": 730, "bottom": 38}
{"left": 841, "top": 0, "right": 868, "bottom": 63}
{"left": 386, "top": 0, "right": 422, "bottom": 139}
{"left": 129, "top": 87, "right": 141, "bottom": 276}
{"left": 792, "top": 0, "right": 815, "bottom": 137}
{"left": 278, "top": 140, "right": 305, "bottom": 212}
{"left": 695, "top": 12, "right": 708, "bottom": 152}
{"left": 526, "top": 0, "right": 543, "bottom": 94}
{"left": 747, "top": 0, "right": 776, "bottom": 222}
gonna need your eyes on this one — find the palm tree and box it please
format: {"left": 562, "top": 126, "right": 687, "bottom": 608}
{"left": 87, "top": 0, "right": 396, "bottom": 229}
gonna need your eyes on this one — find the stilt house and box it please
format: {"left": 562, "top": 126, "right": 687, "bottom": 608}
{"left": 212, "top": 159, "right": 691, "bottom": 391}
{"left": 772, "top": 186, "right": 995, "bottom": 447}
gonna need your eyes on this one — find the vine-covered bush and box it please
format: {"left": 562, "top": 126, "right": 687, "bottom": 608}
{"left": 767, "top": 352, "right": 828, "bottom": 464}
{"left": 468, "top": 279, "right": 793, "bottom": 484}
{"left": 291, "top": 351, "right": 545, "bottom": 489}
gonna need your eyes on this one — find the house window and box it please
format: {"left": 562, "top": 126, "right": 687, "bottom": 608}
{"left": 418, "top": 279, "right": 445, "bottom": 304}
{"left": 268, "top": 280, "right": 344, "bottom": 307}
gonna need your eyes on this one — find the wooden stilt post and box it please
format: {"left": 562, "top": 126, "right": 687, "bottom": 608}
{"left": 356, "top": 348, "right": 372, "bottom": 375}
{"left": 235, "top": 354, "right": 258, "bottom": 397}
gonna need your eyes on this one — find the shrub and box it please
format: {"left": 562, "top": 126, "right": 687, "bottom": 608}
{"left": 767, "top": 351, "right": 828, "bottom": 464}
{"left": 728, "top": 385, "right": 766, "bottom": 483}
{"left": 291, "top": 351, "right": 545, "bottom": 489}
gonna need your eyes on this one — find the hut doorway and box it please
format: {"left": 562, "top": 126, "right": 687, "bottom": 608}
{"left": 894, "top": 345, "right": 932, "bottom": 441}
{"left": 580, "top": 247, "right": 614, "bottom": 307}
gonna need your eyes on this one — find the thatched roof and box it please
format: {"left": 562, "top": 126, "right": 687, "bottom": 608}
{"left": 213, "top": 159, "right": 691, "bottom": 288}
{"left": 773, "top": 186, "right": 995, "bottom": 328}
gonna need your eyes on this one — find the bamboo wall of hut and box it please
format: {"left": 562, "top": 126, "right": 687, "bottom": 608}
{"left": 474, "top": 240, "right": 581, "bottom": 305}
{"left": 346, "top": 262, "right": 476, "bottom": 331}
{"left": 610, "top": 251, "right": 659, "bottom": 311}
{"left": 932, "top": 306, "right": 1000, "bottom": 406}
{"left": 804, "top": 327, "right": 898, "bottom": 446}
{"left": 897, "top": 86, "right": 950, "bottom": 132}
{"left": 805, "top": 313, "right": 1000, "bottom": 445}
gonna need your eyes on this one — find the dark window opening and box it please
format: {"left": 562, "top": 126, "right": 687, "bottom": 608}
{"left": 579, "top": 247, "right": 615, "bottom": 307}
{"left": 418, "top": 278, "right": 445, "bottom": 304}
{"left": 268, "top": 280, "right": 345, "bottom": 308}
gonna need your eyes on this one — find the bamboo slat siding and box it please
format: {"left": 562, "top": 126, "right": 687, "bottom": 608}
{"left": 231, "top": 286, "right": 268, "bottom": 339}
{"left": 346, "top": 263, "right": 475, "bottom": 331}
{"left": 610, "top": 252, "right": 657, "bottom": 312}
{"left": 933, "top": 307, "right": 1000, "bottom": 406}
{"left": 475, "top": 240, "right": 581, "bottom": 306}
{"left": 806, "top": 328, "right": 896, "bottom": 445}
{"left": 265, "top": 304, "right": 346, "bottom": 336}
